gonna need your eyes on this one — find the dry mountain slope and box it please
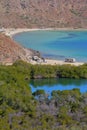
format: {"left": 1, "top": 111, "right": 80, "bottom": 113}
{"left": 0, "top": 33, "right": 35, "bottom": 65}
{"left": 0, "top": 0, "right": 87, "bottom": 28}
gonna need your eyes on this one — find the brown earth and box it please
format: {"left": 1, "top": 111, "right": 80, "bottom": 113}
{"left": 0, "top": 33, "right": 39, "bottom": 65}
{"left": 0, "top": 0, "right": 87, "bottom": 28}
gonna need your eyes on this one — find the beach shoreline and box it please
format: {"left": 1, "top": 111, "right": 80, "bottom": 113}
{"left": 3, "top": 28, "right": 85, "bottom": 66}
{"left": 30, "top": 58, "right": 84, "bottom": 66}
{"left": 4, "top": 28, "right": 87, "bottom": 37}
{"left": 47, "top": 59, "right": 84, "bottom": 66}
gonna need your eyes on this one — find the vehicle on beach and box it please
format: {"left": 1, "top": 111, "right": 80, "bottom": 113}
{"left": 65, "top": 58, "right": 76, "bottom": 63}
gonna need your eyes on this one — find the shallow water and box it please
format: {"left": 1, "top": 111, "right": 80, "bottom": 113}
{"left": 30, "top": 78, "right": 87, "bottom": 94}
{"left": 13, "top": 30, "right": 87, "bottom": 62}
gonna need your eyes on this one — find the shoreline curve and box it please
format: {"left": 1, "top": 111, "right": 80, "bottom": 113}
{"left": 3, "top": 28, "right": 85, "bottom": 66}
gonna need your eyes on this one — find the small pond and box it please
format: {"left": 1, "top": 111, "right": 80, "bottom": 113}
{"left": 30, "top": 78, "right": 87, "bottom": 94}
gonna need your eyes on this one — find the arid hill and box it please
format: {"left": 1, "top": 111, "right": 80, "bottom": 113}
{"left": 0, "top": 33, "right": 37, "bottom": 65}
{"left": 0, "top": 0, "right": 87, "bottom": 28}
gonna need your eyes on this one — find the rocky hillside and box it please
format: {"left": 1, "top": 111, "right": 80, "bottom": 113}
{"left": 0, "top": 0, "right": 87, "bottom": 28}
{"left": 0, "top": 33, "right": 36, "bottom": 65}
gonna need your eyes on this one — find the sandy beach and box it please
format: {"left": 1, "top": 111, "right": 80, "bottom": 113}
{"left": 45, "top": 59, "right": 84, "bottom": 66}
{"left": 4, "top": 28, "right": 39, "bottom": 37}
{"left": 4, "top": 28, "right": 87, "bottom": 37}
{"left": 3, "top": 28, "right": 85, "bottom": 66}
{"left": 29, "top": 58, "right": 84, "bottom": 66}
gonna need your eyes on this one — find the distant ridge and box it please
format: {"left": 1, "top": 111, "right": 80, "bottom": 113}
{"left": 0, "top": 0, "right": 87, "bottom": 28}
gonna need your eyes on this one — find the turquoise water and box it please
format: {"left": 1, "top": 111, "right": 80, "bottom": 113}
{"left": 30, "top": 78, "right": 87, "bottom": 94}
{"left": 13, "top": 30, "right": 87, "bottom": 62}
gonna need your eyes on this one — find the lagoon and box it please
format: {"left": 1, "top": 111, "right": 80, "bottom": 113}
{"left": 30, "top": 78, "right": 87, "bottom": 94}
{"left": 13, "top": 30, "right": 87, "bottom": 62}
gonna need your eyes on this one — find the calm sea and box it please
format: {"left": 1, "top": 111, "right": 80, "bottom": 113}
{"left": 13, "top": 30, "right": 87, "bottom": 62}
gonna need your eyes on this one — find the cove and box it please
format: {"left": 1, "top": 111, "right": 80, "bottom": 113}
{"left": 13, "top": 30, "right": 87, "bottom": 62}
{"left": 30, "top": 78, "right": 87, "bottom": 94}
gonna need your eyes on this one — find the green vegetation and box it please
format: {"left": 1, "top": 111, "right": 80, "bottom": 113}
{"left": 13, "top": 60, "right": 87, "bottom": 79}
{"left": 0, "top": 60, "right": 87, "bottom": 130}
{"left": 33, "top": 90, "right": 45, "bottom": 96}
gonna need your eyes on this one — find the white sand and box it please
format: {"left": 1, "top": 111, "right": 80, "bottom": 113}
{"left": 43, "top": 59, "right": 84, "bottom": 66}
{"left": 4, "top": 28, "right": 55, "bottom": 37}
{"left": 4, "top": 28, "right": 87, "bottom": 37}
{"left": 3, "top": 28, "right": 85, "bottom": 66}
{"left": 30, "top": 59, "right": 84, "bottom": 66}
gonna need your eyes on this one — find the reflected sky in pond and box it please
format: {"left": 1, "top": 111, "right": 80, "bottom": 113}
{"left": 30, "top": 78, "right": 87, "bottom": 94}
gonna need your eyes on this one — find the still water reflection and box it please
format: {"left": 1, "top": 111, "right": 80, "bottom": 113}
{"left": 30, "top": 78, "right": 87, "bottom": 94}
